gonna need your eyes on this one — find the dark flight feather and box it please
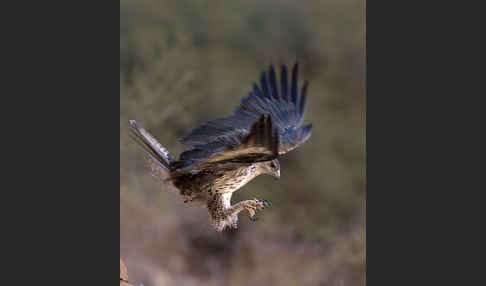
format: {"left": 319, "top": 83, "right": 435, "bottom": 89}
{"left": 180, "top": 62, "right": 312, "bottom": 155}
{"left": 179, "top": 114, "right": 279, "bottom": 170}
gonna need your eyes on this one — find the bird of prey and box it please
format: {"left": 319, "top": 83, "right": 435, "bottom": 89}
{"left": 129, "top": 63, "right": 312, "bottom": 232}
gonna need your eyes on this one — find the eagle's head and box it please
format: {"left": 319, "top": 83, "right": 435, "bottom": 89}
{"left": 259, "top": 159, "right": 280, "bottom": 180}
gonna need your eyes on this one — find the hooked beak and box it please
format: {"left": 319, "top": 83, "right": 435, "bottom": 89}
{"left": 274, "top": 170, "right": 280, "bottom": 180}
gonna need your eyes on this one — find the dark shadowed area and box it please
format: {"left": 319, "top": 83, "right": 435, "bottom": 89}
{"left": 120, "top": 0, "right": 365, "bottom": 285}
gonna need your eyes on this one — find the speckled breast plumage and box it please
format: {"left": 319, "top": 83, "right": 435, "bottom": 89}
{"left": 212, "top": 165, "right": 258, "bottom": 194}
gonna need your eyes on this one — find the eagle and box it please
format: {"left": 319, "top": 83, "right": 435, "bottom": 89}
{"left": 129, "top": 63, "right": 312, "bottom": 231}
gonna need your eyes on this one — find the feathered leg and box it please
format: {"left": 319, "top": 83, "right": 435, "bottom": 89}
{"left": 207, "top": 193, "right": 271, "bottom": 232}
{"left": 228, "top": 199, "right": 271, "bottom": 218}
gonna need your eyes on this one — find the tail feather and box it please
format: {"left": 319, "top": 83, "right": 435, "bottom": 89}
{"left": 128, "top": 120, "right": 171, "bottom": 170}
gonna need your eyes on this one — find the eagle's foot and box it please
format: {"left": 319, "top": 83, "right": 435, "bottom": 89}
{"left": 245, "top": 198, "right": 271, "bottom": 220}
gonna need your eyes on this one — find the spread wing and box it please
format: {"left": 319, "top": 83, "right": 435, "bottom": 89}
{"left": 175, "top": 114, "right": 279, "bottom": 171}
{"left": 180, "top": 62, "right": 312, "bottom": 155}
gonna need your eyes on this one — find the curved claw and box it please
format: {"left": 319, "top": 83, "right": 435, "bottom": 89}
{"left": 261, "top": 199, "right": 271, "bottom": 207}
{"left": 249, "top": 215, "right": 258, "bottom": 222}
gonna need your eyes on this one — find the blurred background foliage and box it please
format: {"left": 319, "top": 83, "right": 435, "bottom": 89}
{"left": 120, "top": 0, "right": 365, "bottom": 285}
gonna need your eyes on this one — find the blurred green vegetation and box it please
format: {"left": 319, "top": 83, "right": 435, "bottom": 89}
{"left": 120, "top": 0, "right": 365, "bottom": 285}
